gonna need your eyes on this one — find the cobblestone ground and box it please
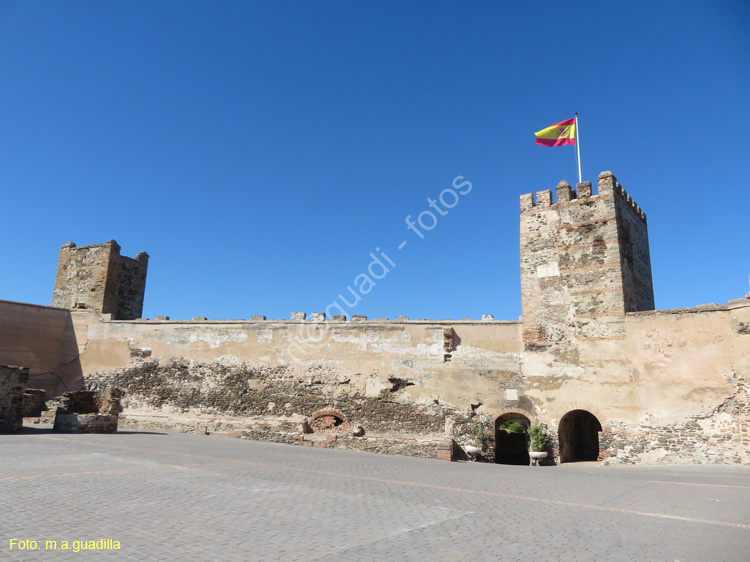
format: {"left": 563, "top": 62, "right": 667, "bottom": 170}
{"left": 1, "top": 427, "right": 749, "bottom": 561}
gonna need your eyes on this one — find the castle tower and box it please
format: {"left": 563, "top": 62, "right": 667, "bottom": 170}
{"left": 51, "top": 240, "right": 149, "bottom": 320}
{"left": 519, "top": 171, "right": 654, "bottom": 348}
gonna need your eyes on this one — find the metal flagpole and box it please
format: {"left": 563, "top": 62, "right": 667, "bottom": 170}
{"left": 575, "top": 112, "right": 582, "bottom": 184}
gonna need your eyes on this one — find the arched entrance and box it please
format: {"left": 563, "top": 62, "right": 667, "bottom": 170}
{"left": 494, "top": 413, "right": 531, "bottom": 465}
{"left": 558, "top": 410, "right": 602, "bottom": 463}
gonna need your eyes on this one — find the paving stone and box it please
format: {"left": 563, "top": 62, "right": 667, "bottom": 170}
{"left": 1, "top": 427, "right": 749, "bottom": 561}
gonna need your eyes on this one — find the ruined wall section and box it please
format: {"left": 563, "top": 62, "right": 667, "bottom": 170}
{"left": 73, "top": 298, "right": 750, "bottom": 465}
{"left": 86, "top": 359, "right": 450, "bottom": 435}
{"left": 0, "top": 365, "right": 29, "bottom": 432}
{"left": 52, "top": 240, "right": 148, "bottom": 320}
{"left": 77, "top": 316, "right": 525, "bottom": 460}
{"left": 77, "top": 316, "right": 524, "bottom": 412}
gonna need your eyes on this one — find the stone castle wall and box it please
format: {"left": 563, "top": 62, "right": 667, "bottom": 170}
{"left": 2, "top": 171, "right": 748, "bottom": 464}
{"left": 77, "top": 316, "right": 524, "bottom": 413}
{"left": 65, "top": 294, "right": 749, "bottom": 464}
{"left": 77, "top": 316, "right": 522, "bottom": 459}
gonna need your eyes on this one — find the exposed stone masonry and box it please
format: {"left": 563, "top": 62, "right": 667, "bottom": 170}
{"left": 86, "top": 358, "right": 482, "bottom": 459}
{"left": 519, "top": 171, "right": 655, "bottom": 348}
{"left": 52, "top": 240, "right": 148, "bottom": 320}
{"left": 0, "top": 365, "right": 29, "bottom": 432}
{"left": 51, "top": 388, "right": 123, "bottom": 433}
{"left": 88, "top": 359, "right": 447, "bottom": 434}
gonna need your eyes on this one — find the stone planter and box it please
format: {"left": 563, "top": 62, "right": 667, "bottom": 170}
{"left": 465, "top": 444, "right": 482, "bottom": 456}
{"left": 529, "top": 451, "right": 548, "bottom": 466}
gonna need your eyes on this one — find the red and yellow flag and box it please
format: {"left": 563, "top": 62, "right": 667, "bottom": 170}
{"left": 534, "top": 117, "right": 576, "bottom": 147}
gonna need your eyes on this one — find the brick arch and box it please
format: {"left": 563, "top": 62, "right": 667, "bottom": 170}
{"left": 490, "top": 407, "right": 536, "bottom": 428}
{"left": 550, "top": 402, "right": 610, "bottom": 431}
{"left": 307, "top": 408, "right": 351, "bottom": 434}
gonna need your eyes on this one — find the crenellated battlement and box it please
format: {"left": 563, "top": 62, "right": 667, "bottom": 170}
{"left": 520, "top": 171, "right": 646, "bottom": 223}
{"left": 613, "top": 183, "right": 646, "bottom": 223}
{"left": 112, "top": 313, "right": 510, "bottom": 324}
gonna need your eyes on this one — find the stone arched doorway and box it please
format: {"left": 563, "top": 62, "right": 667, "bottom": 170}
{"left": 558, "top": 410, "right": 602, "bottom": 463}
{"left": 494, "top": 413, "right": 531, "bottom": 465}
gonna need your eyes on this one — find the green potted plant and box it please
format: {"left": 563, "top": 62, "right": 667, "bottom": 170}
{"left": 465, "top": 423, "right": 486, "bottom": 456}
{"left": 527, "top": 424, "right": 549, "bottom": 466}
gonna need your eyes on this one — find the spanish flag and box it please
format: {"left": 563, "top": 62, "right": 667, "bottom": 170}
{"left": 534, "top": 117, "right": 576, "bottom": 147}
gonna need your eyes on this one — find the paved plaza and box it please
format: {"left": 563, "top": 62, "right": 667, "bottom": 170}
{"left": 1, "top": 427, "right": 749, "bottom": 561}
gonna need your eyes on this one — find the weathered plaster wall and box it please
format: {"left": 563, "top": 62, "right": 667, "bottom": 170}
{"left": 0, "top": 300, "right": 81, "bottom": 396}
{"left": 78, "top": 316, "right": 523, "bottom": 411}
{"left": 71, "top": 296, "right": 749, "bottom": 464}
{"left": 603, "top": 301, "right": 750, "bottom": 464}
{"left": 76, "top": 316, "right": 522, "bottom": 458}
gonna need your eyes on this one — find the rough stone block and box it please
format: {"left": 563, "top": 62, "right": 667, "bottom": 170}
{"left": 22, "top": 389, "right": 46, "bottom": 417}
{"left": 576, "top": 181, "right": 592, "bottom": 197}
{"left": 310, "top": 312, "right": 326, "bottom": 322}
{"left": 536, "top": 190, "right": 552, "bottom": 208}
{"left": 520, "top": 193, "right": 535, "bottom": 211}
{"left": 556, "top": 180, "right": 573, "bottom": 203}
{"left": 291, "top": 312, "right": 306, "bottom": 321}
{"left": 598, "top": 170, "right": 617, "bottom": 195}
{"left": 53, "top": 411, "right": 119, "bottom": 433}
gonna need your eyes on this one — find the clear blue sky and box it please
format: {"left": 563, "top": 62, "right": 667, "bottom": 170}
{"left": 1, "top": 1, "right": 748, "bottom": 321}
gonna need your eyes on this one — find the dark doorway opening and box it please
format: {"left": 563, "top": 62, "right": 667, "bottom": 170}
{"left": 494, "top": 413, "right": 531, "bottom": 465}
{"left": 558, "top": 410, "right": 602, "bottom": 463}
